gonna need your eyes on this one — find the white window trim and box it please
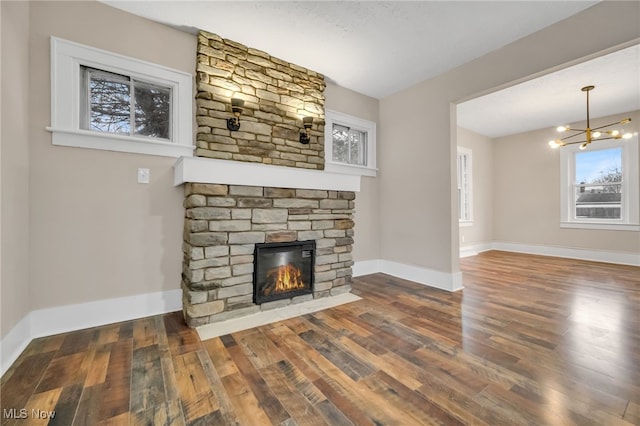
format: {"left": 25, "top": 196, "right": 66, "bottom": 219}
{"left": 559, "top": 136, "right": 639, "bottom": 231}
{"left": 324, "top": 109, "right": 377, "bottom": 177}
{"left": 457, "top": 146, "right": 473, "bottom": 225}
{"left": 48, "top": 37, "right": 194, "bottom": 158}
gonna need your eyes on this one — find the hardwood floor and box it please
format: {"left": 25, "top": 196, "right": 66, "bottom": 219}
{"left": 2, "top": 251, "right": 639, "bottom": 425}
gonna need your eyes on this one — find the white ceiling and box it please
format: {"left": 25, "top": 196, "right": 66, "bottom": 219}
{"left": 457, "top": 44, "right": 640, "bottom": 138}
{"left": 101, "top": 1, "right": 639, "bottom": 138}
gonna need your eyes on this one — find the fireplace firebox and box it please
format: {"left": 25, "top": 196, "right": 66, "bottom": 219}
{"left": 253, "top": 240, "right": 315, "bottom": 304}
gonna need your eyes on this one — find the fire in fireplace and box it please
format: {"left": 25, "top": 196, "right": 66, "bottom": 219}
{"left": 254, "top": 240, "right": 315, "bottom": 304}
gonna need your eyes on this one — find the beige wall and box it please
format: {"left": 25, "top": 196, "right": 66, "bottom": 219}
{"left": 493, "top": 110, "right": 640, "bottom": 254}
{"left": 324, "top": 82, "right": 380, "bottom": 262}
{"left": 27, "top": 1, "right": 195, "bottom": 310}
{"left": 1, "top": 1, "right": 31, "bottom": 337}
{"left": 379, "top": 1, "right": 639, "bottom": 275}
{"left": 457, "top": 127, "right": 493, "bottom": 247}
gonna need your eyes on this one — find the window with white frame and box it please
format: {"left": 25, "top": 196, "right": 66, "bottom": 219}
{"left": 81, "top": 67, "right": 171, "bottom": 139}
{"left": 324, "top": 110, "right": 377, "bottom": 176}
{"left": 49, "top": 37, "right": 193, "bottom": 158}
{"left": 559, "top": 137, "right": 639, "bottom": 230}
{"left": 457, "top": 147, "right": 473, "bottom": 224}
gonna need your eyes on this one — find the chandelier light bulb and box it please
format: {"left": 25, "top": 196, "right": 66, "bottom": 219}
{"left": 557, "top": 125, "right": 569, "bottom": 132}
{"left": 611, "top": 130, "right": 619, "bottom": 136}
{"left": 579, "top": 142, "right": 589, "bottom": 150}
{"left": 592, "top": 131, "right": 601, "bottom": 138}
{"left": 622, "top": 132, "right": 633, "bottom": 139}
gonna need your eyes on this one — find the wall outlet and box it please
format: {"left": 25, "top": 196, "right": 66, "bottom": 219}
{"left": 137, "top": 168, "right": 150, "bottom": 184}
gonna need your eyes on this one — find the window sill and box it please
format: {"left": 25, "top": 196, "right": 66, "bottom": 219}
{"left": 560, "top": 221, "right": 640, "bottom": 231}
{"left": 47, "top": 127, "right": 194, "bottom": 158}
{"left": 459, "top": 221, "right": 473, "bottom": 227}
{"left": 324, "top": 162, "right": 377, "bottom": 177}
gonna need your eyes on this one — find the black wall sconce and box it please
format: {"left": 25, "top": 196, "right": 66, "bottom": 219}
{"left": 227, "top": 98, "right": 244, "bottom": 131}
{"left": 300, "top": 116, "right": 313, "bottom": 144}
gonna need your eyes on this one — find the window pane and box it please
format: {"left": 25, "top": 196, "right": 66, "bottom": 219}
{"left": 332, "top": 124, "right": 349, "bottom": 163}
{"left": 134, "top": 81, "right": 171, "bottom": 140}
{"left": 575, "top": 183, "right": 621, "bottom": 219}
{"left": 457, "top": 153, "right": 470, "bottom": 221}
{"left": 574, "top": 148, "right": 622, "bottom": 219}
{"left": 349, "top": 130, "right": 366, "bottom": 166}
{"left": 87, "top": 71, "right": 131, "bottom": 134}
{"left": 575, "top": 148, "right": 622, "bottom": 184}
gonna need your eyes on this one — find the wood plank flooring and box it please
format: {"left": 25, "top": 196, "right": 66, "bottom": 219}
{"left": 1, "top": 251, "right": 639, "bottom": 425}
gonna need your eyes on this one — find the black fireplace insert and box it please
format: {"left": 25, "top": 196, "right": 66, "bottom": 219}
{"left": 253, "top": 240, "right": 315, "bottom": 304}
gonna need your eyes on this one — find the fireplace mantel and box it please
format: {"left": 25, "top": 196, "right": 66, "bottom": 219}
{"left": 174, "top": 157, "right": 361, "bottom": 192}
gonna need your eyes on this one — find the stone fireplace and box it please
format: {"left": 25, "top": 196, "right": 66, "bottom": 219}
{"left": 177, "top": 166, "right": 358, "bottom": 328}
{"left": 177, "top": 31, "right": 360, "bottom": 328}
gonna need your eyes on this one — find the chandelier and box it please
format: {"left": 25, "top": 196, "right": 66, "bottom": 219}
{"left": 548, "top": 85, "right": 632, "bottom": 150}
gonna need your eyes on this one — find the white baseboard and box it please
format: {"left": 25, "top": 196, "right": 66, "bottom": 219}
{"left": 352, "top": 259, "right": 382, "bottom": 277}
{"left": 460, "top": 242, "right": 492, "bottom": 258}
{"left": 490, "top": 241, "right": 640, "bottom": 266}
{"left": 458, "top": 241, "right": 639, "bottom": 266}
{"left": 353, "top": 240, "right": 638, "bottom": 296}
{"left": 0, "top": 314, "right": 32, "bottom": 379}
{"left": 353, "top": 258, "right": 463, "bottom": 292}
{"left": 0, "top": 289, "right": 181, "bottom": 377}
{"left": 380, "top": 260, "right": 464, "bottom": 291}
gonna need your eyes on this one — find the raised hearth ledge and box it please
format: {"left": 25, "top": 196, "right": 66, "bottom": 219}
{"left": 174, "top": 156, "right": 361, "bottom": 192}
{"left": 196, "top": 292, "right": 361, "bottom": 340}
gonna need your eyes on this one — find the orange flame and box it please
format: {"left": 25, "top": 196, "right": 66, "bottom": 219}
{"left": 267, "top": 264, "right": 306, "bottom": 293}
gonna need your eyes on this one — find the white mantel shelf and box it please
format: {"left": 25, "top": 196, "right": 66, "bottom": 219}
{"left": 174, "top": 156, "right": 361, "bottom": 192}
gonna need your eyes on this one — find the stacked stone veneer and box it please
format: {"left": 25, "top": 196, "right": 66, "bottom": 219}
{"left": 196, "top": 31, "right": 326, "bottom": 170}
{"left": 182, "top": 183, "right": 355, "bottom": 327}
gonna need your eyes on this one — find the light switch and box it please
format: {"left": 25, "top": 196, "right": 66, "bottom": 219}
{"left": 137, "top": 168, "right": 150, "bottom": 184}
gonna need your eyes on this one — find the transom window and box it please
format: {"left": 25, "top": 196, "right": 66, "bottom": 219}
{"left": 49, "top": 37, "right": 193, "bottom": 158}
{"left": 332, "top": 124, "right": 366, "bottom": 166}
{"left": 324, "top": 110, "right": 377, "bottom": 177}
{"left": 81, "top": 67, "right": 172, "bottom": 140}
